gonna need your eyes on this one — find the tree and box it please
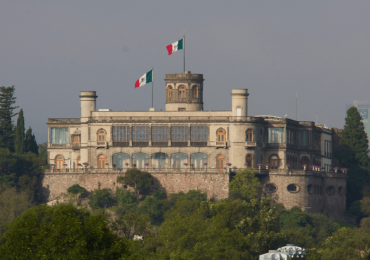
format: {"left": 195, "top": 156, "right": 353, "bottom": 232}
{"left": 111, "top": 211, "right": 152, "bottom": 240}
{"left": 67, "top": 184, "right": 86, "bottom": 195}
{"left": 338, "top": 107, "right": 370, "bottom": 168}
{"left": 117, "top": 169, "right": 153, "bottom": 201}
{"left": 38, "top": 142, "right": 47, "bottom": 165}
{"left": 14, "top": 109, "right": 25, "bottom": 154}
{"left": 25, "top": 127, "right": 38, "bottom": 155}
{"left": 0, "top": 203, "right": 134, "bottom": 259}
{"left": 0, "top": 86, "right": 18, "bottom": 152}
{"left": 89, "top": 188, "right": 115, "bottom": 209}
{"left": 229, "top": 167, "right": 261, "bottom": 201}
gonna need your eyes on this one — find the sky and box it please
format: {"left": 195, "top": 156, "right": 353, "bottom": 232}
{"left": 1, "top": 1, "right": 370, "bottom": 143}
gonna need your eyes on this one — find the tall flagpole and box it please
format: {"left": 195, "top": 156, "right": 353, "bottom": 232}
{"left": 152, "top": 67, "right": 154, "bottom": 108}
{"left": 183, "top": 34, "right": 185, "bottom": 72}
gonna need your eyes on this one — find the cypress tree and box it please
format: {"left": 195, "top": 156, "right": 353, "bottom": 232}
{"left": 339, "top": 107, "right": 370, "bottom": 168}
{"left": 14, "top": 109, "right": 25, "bottom": 154}
{"left": 0, "top": 86, "right": 19, "bottom": 152}
{"left": 335, "top": 107, "right": 370, "bottom": 209}
{"left": 25, "top": 127, "right": 38, "bottom": 155}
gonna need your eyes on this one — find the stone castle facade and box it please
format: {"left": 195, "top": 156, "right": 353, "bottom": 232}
{"left": 42, "top": 71, "right": 347, "bottom": 219}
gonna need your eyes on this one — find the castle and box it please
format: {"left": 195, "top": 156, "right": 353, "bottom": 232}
{"left": 42, "top": 71, "right": 347, "bottom": 219}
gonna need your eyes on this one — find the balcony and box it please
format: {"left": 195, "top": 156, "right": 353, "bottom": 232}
{"left": 48, "top": 118, "right": 81, "bottom": 124}
{"left": 245, "top": 141, "right": 256, "bottom": 147}
{"left": 72, "top": 143, "right": 80, "bottom": 150}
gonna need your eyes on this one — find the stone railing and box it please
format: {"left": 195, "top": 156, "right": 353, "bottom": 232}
{"left": 48, "top": 118, "right": 81, "bottom": 123}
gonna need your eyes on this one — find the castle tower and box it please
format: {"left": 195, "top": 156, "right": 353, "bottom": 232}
{"left": 165, "top": 71, "right": 204, "bottom": 111}
{"left": 80, "top": 91, "right": 98, "bottom": 122}
{"left": 231, "top": 89, "right": 249, "bottom": 117}
{"left": 80, "top": 91, "right": 97, "bottom": 164}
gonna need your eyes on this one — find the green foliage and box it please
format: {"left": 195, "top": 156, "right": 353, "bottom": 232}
{"left": 138, "top": 196, "right": 164, "bottom": 223}
{"left": 67, "top": 184, "right": 86, "bottom": 195}
{"left": 111, "top": 211, "right": 152, "bottom": 240}
{"left": 339, "top": 107, "right": 370, "bottom": 168}
{"left": 38, "top": 142, "right": 47, "bottom": 165}
{"left": 147, "top": 198, "right": 284, "bottom": 259}
{"left": 0, "top": 86, "right": 18, "bottom": 152}
{"left": 117, "top": 169, "right": 153, "bottom": 201}
{"left": 25, "top": 127, "right": 38, "bottom": 155}
{"left": 229, "top": 167, "right": 261, "bottom": 201}
{"left": 89, "top": 188, "right": 115, "bottom": 209}
{"left": 14, "top": 109, "right": 25, "bottom": 154}
{"left": 317, "top": 227, "right": 370, "bottom": 259}
{"left": 0, "top": 203, "right": 133, "bottom": 259}
{"left": 115, "top": 188, "right": 137, "bottom": 210}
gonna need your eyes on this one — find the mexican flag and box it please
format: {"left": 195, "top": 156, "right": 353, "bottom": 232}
{"left": 166, "top": 38, "right": 183, "bottom": 55}
{"left": 135, "top": 70, "right": 153, "bottom": 88}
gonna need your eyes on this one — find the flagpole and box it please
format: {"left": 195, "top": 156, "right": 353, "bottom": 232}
{"left": 183, "top": 34, "right": 185, "bottom": 72}
{"left": 152, "top": 67, "right": 154, "bottom": 108}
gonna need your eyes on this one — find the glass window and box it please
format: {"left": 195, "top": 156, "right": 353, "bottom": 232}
{"left": 50, "top": 128, "right": 68, "bottom": 143}
{"left": 132, "top": 153, "right": 149, "bottom": 169}
{"left": 270, "top": 155, "right": 279, "bottom": 169}
{"left": 132, "top": 125, "right": 149, "bottom": 142}
{"left": 97, "top": 130, "right": 106, "bottom": 143}
{"left": 192, "top": 86, "right": 198, "bottom": 98}
{"left": 178, "top": 85, "right": 186, "bottom": 98}
{"left": 217, "top": 128, "right": 226, "bottom": 143}
{"left": 190, "top": 125, "right": 208, "bottom": 142}
{"left": 171, "top": 153, "right": 187, "bottom": 169}
{"left": 113, "top": 125, "right": 130, "bottom": 142}
{"left": 246, "top": 129, "right": 253, "bottom": 142}
{"left": 152, "top": 153, "right": 168, "bottom": 169}
{"left": 268, "top": 128, "right": 284, "bottom": 143}
{"left": 112, "top": 153, "right": 129, "bottom": 168}
{"left": 298, "top": 131, "right": 309, "bottom": 146}
{"left": 236, "top": 107, "right": 241, "bottom": 117}
{"left": 216, "top": 154, "right": 224, "bottom": 170}
{"left": 152, "top": 125, "right": 169, "bottom": 142}
{"left": 98, "top": 154, "right": 106, "bottom": 169}
{"left": 171, "top": 125, "right": 188, "bottom": 142}
{"left": 56, "top": 155, "right": 64, "bottom": 170}
{"left": 168, "top": 86, "right": 173, "bottom": 100}
{"left": 286, "top": 129, "right": 294, "bottom": 144}
{"left": 191, "top": 153, "right": 207, "bottom": 168}
{"left": 246, "top": 154, "right": 253, "bottom": 168}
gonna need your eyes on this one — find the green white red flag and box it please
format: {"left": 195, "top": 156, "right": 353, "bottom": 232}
{"left": 166, "top": 38, "right": 183, "bottom": 55}
{"left": 135, "top": 70, "right": 153, "bottom": 88}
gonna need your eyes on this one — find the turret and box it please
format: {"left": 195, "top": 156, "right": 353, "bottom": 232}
{"left": 165, "top": 71, "right": 204, "bottom": 111}
{"left": 231, "top": 89, "right": 249, "bottom": 117}
{"left": 80, "top": 91, "right": 97, "bottom": 122}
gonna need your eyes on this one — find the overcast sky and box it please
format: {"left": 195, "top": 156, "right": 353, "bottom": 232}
{"left": 1, "top": 1, "right": 370, "bottom": 143}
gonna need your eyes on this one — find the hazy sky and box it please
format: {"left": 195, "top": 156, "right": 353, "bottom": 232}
{"left": 1, "top": 1, "right": 370, "bottom": 143}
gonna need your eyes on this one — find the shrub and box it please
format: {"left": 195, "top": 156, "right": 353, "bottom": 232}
{"left": 115, "top": 188, "right": 137, "bottom": 210}
{"left": 89, "top": 188, "right": 115, "bottom": 209}
{"left": 67, "top": 184, "right": 86, "bottom": 195}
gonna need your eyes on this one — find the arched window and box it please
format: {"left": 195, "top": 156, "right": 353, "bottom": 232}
{"left": 270, "top": 155, "right": 279, "bottom": 169}
{"left": 246, "top": 154, "right": 253, "bottom": 168}
{"left": 97, "top": 129, "right": 106, "bottom": 144}
{"left": 112, "top": 153, "right": 129, "bottom": 168}
{"left": 171, "top": 153, "right": 187, "bottom": 169}
{"left": 168, "top": 86, "right": 173, "bottom": 101}
{"left": 192, "top": 86, "right": 198, "bottom": 98}
{"left": 216, "top": 154, "right": 224, "bottom": 170}
{"left": 301, "top": 156, "right": 309, "bottom": 168}
{"left": 216, "top": 128, "right": 226, "bottom": 144}
{"left": 55, "top": 155, "right": 64, "bottom": 170}
{"left": 152, "top": 153, "right": 168, "bottom": 169}
{"left": 98, "top": 154, "right": 106, "bottom": 169}
{"left": 191, "top": 153, "right": 207, "bottom": 168}
{"left": 178, "top": 85, "right": 186, "bottom": 99}
{"left": 132, "top": 153, "right": 149, "bottom": 169}
{"left": 246, "top": 129, "right": 253, "bottom": 142}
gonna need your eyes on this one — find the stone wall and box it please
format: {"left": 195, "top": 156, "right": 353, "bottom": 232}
{"left": 40, "top": 171, "right": 230, "bottom": 201}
